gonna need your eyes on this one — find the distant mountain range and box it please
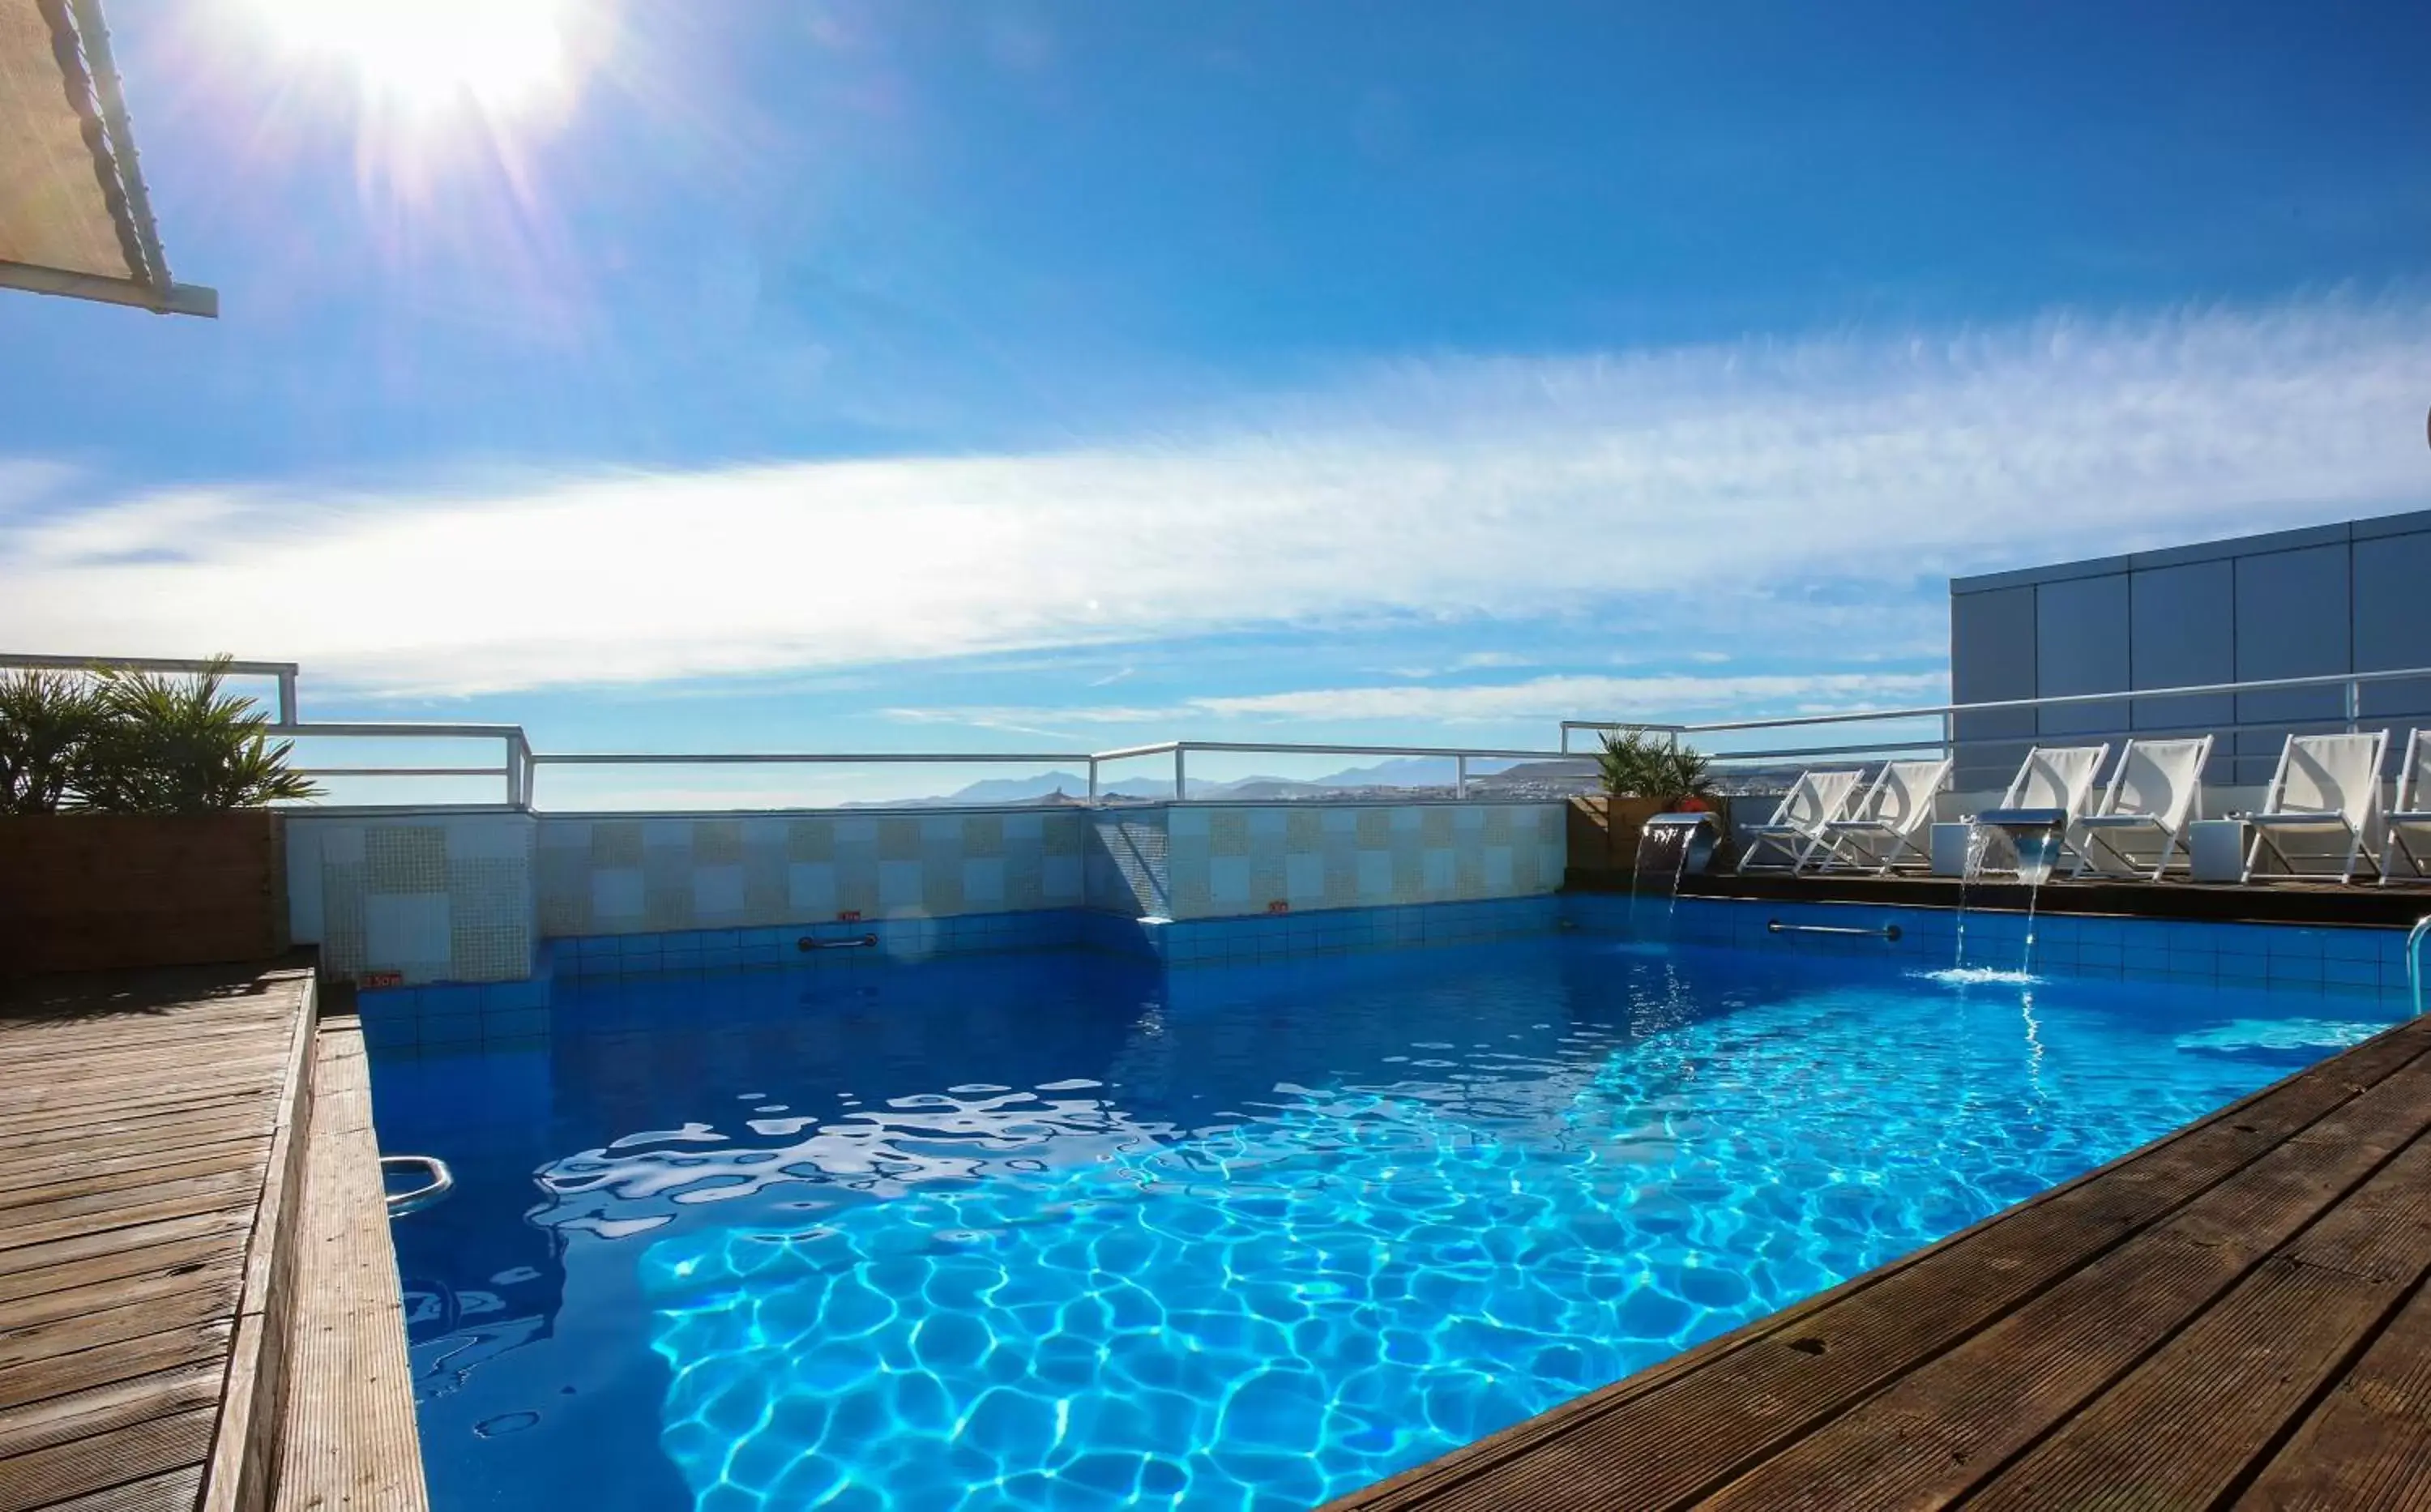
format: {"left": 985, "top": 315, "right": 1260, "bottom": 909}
{"left": 845, "top": 755, "right": 1604, "bottom": 807}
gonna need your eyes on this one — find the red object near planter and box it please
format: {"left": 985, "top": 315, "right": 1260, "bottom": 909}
{"left": 0, "top": 811, "right": 288, "bottom": 976}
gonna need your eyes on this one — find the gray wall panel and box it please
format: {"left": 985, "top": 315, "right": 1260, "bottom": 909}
{"left": 1950, "top": 585, "right": 2036, "bottom": 787}
{"left": 2354, "top": 528, "right": 2431, "bottom": 732}
{"left": 2234, "top": 545, "right": 2350, "bottom": 784}
{"left": 2034, "top": 574, "right": 2130, "bottom": 742}
{"left": 2129, "top": 560, "right": 2235, "bottom": 781}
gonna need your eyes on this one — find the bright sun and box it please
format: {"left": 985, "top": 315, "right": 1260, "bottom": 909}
{"left": 247, "top": 0, "right": 583, "bottom": 118}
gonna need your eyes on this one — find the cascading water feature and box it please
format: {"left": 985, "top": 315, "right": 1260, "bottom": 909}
{"left": 1954, "top": 825, "right": 1997, "bottom": 970}
{"left": 1635, "top": 812, "right": 1719, "bottom": 918}
{"left": 1976, "top": 806, "right": 2069, "bottom": 976}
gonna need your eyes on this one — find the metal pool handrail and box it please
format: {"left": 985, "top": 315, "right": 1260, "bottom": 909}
{"left": 2408, "top": 916, "right": 2431, "bottom": 1019}
{"left": 382, "top": 1154, "right": 454, "bottom": 1217}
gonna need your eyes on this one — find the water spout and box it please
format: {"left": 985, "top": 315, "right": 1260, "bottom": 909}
{"left": 1972, "top": 807, "right": 2068, "bottom": 976}
{"left": 1636, "top": 811, "right": 1718, "bottom": 905}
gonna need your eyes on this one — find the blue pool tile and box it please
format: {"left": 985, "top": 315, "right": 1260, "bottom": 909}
{"left": 361, "top": 1016, "right": 418, "bottom": 1050}
{"left": 2314, "top": 927, "right": 2387, "bottom": 960}
{"left": 2324, "top": 958, "right": 2380, "bottom": 989}
{"left": 482, "top": 1006, "right": 549, "bottom": 1040}
{"left": 418, "top": 1012, "right": 480, "bottom": 1048}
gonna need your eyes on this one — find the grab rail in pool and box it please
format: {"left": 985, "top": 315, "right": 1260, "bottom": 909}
{"left": 382, "top": 1155, "right": 454, "bottom": 1217}
{"left": 2408, "top": 915, "right": 2431, "bottom": 1019}
{"left": 1768, "top": 920, "right": 1903, "bottom": 941}
{"left": 798, "top": 933, "right": 880, "bottom": 952}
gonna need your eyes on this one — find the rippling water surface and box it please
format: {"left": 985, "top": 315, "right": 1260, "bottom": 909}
{"left": 374, "top": 936, "right": 2399, "bottom": 1511}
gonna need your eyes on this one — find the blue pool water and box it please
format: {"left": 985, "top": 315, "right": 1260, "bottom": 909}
{"left": 373, "top": 931, "right": 2403, "bottom": 1511}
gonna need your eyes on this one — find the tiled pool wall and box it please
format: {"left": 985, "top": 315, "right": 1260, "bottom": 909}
{"left": 1573, "top": 894, "right": 2422, "bottom": 999}
{"left": 354, "top": 890, "right": 2419, "bottom": 1056}
{"left": 291, "top": 800, "right": 1566, "bottom": 988}
{"left": 352, "top": 894, "right": 1570, "bottom": 1052}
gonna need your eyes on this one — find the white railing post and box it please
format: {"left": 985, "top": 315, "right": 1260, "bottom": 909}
{"left": 2347, "top": 677, "right": 2361, "bottom": 734}
{"left": 276, "top": 668, "right": 299, "bottom": 728}
{"left": 1173, "top": 745, "right": 1186, "bottom": 802}
{"left": 1087, "top": 758, "right": 1100, "bottom": 805}
{"left": 1455, "top": 755, "right": 1468, "bottom": 799}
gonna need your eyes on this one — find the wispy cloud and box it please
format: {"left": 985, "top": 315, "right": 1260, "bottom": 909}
{"left": 4, "top": 294, "right": 2426, "bottom": 697}
{"left": 886, "top": 668, "right": 1950, "bottom": 731}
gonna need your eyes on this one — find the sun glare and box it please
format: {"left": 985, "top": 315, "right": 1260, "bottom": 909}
{"left": 248, "top": 0, "right": 582, "bottom": 118}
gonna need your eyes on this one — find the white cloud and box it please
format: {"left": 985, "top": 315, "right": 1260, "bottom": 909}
{"left": 887, "top": 668, "right": 1950, "bottom": 731}
{"left": 4, "top": 294, "right": 2428, "bottom": 697}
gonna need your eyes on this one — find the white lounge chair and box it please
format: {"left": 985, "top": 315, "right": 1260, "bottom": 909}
{"left": 2071, "top": 737, "right": 2214, "bottom": 880}
{"left": 1812, "top": 758, "right": 1953, "bottom": 873}
{"left": 1735, "top": 769, "right": 1866, "bottom": 873}
{"left": 2243, "top": 731, "right": 2388, "bottom": 885}
{"left": 2381, "top": 728, "right": 2431, "bottom": 885}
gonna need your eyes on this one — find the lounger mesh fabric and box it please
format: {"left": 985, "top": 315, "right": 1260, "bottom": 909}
{"left": 1814, "top": 758, "right": 1951, "bottom": 873}
{"left": 2072, "top": 737, "right": 2214, "bottom": 880}
{"left": 2244, "top": 731, "right": 2387, "bottom": 885}
{"left": 1734, "top": 769, "right": 1864, "bottom": 873}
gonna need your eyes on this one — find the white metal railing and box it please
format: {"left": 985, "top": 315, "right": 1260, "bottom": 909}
{"left": 1, "top": 654, "right": 1594, "bottom": 813}
{"left": 1561, "top": 665, "right": 2431, "bottom": 784}
{"left": 19, "top": 651, "right": 2423, "bottom": 813}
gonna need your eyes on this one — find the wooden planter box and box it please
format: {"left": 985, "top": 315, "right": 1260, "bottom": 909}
{"left": 1565, "top": 795, "right": 1735, "bottom": 888}
{"left": 0, "top": 811, "right": 288, "bottom": 976}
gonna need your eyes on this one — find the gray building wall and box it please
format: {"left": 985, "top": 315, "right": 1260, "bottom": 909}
{"left": 1950, "top": 507, "right": 2431, "bottom": 788}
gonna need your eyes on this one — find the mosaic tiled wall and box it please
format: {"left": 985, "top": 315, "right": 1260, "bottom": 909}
{"left": 288, "top": 814, "right": 536, "bottom": 985}
{"left": 301, "top": 801, "right": 1568, "bottom": 986}
{"left": 1161, "top": 802, "right": 1564, "bottom": 919}
{"left": 1087, "top": 811, "right": 1170, "bottom": 917}
{"left": 532, "top": 810, "right": 1089, "bottom": 938}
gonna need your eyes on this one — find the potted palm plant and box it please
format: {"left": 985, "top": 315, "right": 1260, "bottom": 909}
{"left": 1566, "top": 731, "right": 1722, "bottom": 878}
{"left": 0, "top": 657, "right": 318, "bottom": 975}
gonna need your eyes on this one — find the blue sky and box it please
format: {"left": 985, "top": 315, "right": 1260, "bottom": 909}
{"left": 5, "top": 0, "right": 2430, "bottom": 802}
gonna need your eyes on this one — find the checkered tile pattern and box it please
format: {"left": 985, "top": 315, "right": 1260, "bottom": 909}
{"left": 295, "top": 801, "right": 1569, "bottom": 986}
{"left": 288, "top": 814, "right": 536, "bottom": 985}
{"left": 533, "top": 809, "right": 1090, "bottom": 940}
{"left": 1162, "top": 802, "right": 1563, "bottom": 919}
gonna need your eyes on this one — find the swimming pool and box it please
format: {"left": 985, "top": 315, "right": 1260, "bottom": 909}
{"left": 370, "top": 915, "right": 2408, "bottom": 1511}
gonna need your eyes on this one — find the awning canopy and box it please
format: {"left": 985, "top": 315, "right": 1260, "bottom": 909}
{"left": 0, "top": 0, "right": 215, "bottom": 316}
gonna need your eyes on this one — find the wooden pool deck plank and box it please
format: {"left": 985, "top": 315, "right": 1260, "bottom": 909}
{"left": 1333, "top": 1013, "right": 2431, "bottom": 1512}
{"left": 270, "top": 1016, "right": 429, "bottom": 1512}
{"left": 0, "top": 963, "right": 314, "bottom": 1512}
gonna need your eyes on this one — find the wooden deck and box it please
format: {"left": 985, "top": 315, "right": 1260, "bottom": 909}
{"left": 1335, "top": 1010, "right": 2431, "bottom": 1511}
{"left": 0, "top": 963, "right": 314, "bottom": 1512}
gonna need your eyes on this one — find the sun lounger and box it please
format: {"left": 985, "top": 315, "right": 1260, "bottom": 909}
{"left": 2243, "top": 731, "right": 2387, "bottom": 885}
{"left": 2071, "top": 737, "right": 2213, "bottom": 880}
{"left": 1812, "top": 758, "right": 1952, "bottom": 873}
{"left": 1735, "top": 768, "right": 1866, "bottom": 873}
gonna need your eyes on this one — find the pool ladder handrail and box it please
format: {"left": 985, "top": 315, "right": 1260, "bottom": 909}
{"left": 382, "top": 1154, "right": 454, "bottom": 1217}
{"left": 2408, "top": 915, "right": 2431, "bottom": 1020}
